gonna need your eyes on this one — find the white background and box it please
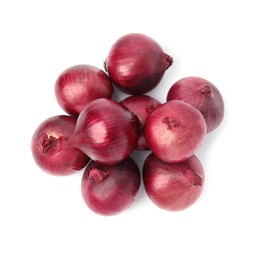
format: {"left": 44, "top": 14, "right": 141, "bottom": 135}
{"left": 1, "top": 0, "right": 262, "bottom": 259}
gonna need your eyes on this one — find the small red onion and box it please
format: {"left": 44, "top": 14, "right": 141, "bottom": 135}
{"left": 120, "top": 95, "right": 161, "bottom": 150}
{"left": 55, "top": 64, "right": 114, "bottom": 116}
{"left": 71, "top": 98, "right": 140, "bottom": 165}
{"left": 81, "top": 157, "right": 141, "bottom": 216}
{"left": 143, "top": 153, "right": 204, "bottom": 211}
{"left": 144, "top": 100, "right": 206, "bottom": 163}
{"left": 31, "top": 115, "right": 89, "bottom": 176}
{"left": 105, "top": 33, "right": 173, "bottom": 95}
{"left": 167, "top": 76, "right": 224, "bottom": 133}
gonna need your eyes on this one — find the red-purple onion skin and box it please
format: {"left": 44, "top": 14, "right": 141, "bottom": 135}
{"left": 71, "top": 98, "right": 140, "bottom": 165}
{"left": 31, "top": 115, "right": 89, "bottom": 176}
{"left": 105, "top": 33, "right": 173, "bottom": 95}
{"left": 55, "top": 65, "right": 114, "bottom": 116}
{"left": 144, "top": 100, "right": 207, "bottom": 163}
{"left": 143, "top": 153, "right": 204, "bottom": 211}
{"left": 81, "top": 157, "right": 141, "bottom": 216}
{"left": 120, "top": 95, "right": 161, "bottom": 150}
{"left": 167, "top": 77, "right": 224, "bottom": 133}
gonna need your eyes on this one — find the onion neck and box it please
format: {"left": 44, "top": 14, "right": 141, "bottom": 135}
{"left": 89, "top": 167, "right": 110, "bottom": 182}
{"left": 163, "top": 52, "right": 173, "bottom": 70}
{"left": 183, "top": 170, "right": 202, "bottom": 186}
{"left": 170, "top": 164, "right": 202, "bottom": 186}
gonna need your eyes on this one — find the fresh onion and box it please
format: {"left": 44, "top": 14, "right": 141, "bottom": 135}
{"left": 81, "top": 157, "right": 141, "bottom": 216}
{"left": 71, "top": 98, "right": 140, "bottom": 165}
{"left": 144, "top": 100, "right": 206, "bottom": 163}
{"left": 55, "top": 64, "right": 114, "bottom": 116}
{"left": 167, "top": 76, "right": 224, "bottom": 133}
{"left": 120, "top": 95, "right": 161, "bottom": 150}
{"left": 105, "top": 33, "right": 173, "bottom": 95}
{"left": 143, "top": 153, "right": 204, "bottom": 211}
{"left": 31, "top": 115, "right": 89, "bottom": 176}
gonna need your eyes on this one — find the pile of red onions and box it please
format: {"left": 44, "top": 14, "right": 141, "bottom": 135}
{"left": 31, "top": 33, "right": 224, "bottom": 216}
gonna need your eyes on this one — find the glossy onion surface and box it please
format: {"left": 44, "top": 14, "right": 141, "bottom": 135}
{"left": 167, "top": 76, "right": 224, "bottom": 133}
{"left": 81, "top": 157, "right": 141, "bottom": 216}
{"left": 144, "top": 100, "right": 206, "bottom": 163}
{"left": 72, "top": 98, "right": 140, "bottom": 165}
{"left": 105, "top": 33, "right": 173, "bottom": 94}
{"left": 55, "top": 64, "right": 113, "bottom": 116}
{"left": 143, "top": 153, "right": 204, "bottom": 211}
{"left": 31, "top": 115, "right": 89, "bottom": 176}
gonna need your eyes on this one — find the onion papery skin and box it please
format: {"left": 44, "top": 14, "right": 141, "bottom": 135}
{"left": 55, "top": 64, "right": 114, "bottom": 116}
{"left": 71, "top": 98, "right": 140, "bottom": 165}
{"left": 144, "top": 100, "right": 206, "bottom": 163}
{"left": 105, "top": 33, "right": 173, "bottom": 95}
{"left": 31, "top": 115, "right": 89, "bottom": 176}
{"left": 167, "top": 76, "right": 224, "bottom": 133}
{"left": 81, "top": 157, "right": 141, "bottom": 216}
{"left": 120, "top": 95, "right": 161, "bottom": 150}
{"left": 143, "top": 153, "right": 204, "bottom": 211}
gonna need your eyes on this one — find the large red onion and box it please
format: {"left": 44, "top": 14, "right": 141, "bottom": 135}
{"left": 81, "top": 157, "right": 141, "bottom": 216}
{"left": 144, "top": 100, "right": 206, "bottom": 163}
{"left": 71, "top": 98, "right": 140, "bottom": 165}
{"left": 31, "top": 115, "right": 89, "bottom": 176}
{"left": 143, "top": 153, "right": 204, "bottom": 211}
{"left": 55, "top": 64, "right": 114, "bottom": 116}
{"left": 167, "top": 76, "right": 224, "bottom": 133}
{"left": 120, "top": 95, "right": 161, "bottom": 150}
{"left": 105, "top": 33, "right": 173, "bottom": 95}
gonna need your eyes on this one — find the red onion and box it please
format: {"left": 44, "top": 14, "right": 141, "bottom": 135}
{"left": 167, "top": 76, "right": 224, "bottom": 133}
{"left": 71, "top": 98, "right": 140, "bottom": 165}
{"left": 31, "top": 115, "right": 89, "bottom": 176}
{"left": 143, "top": 153, "right": 204, "bottom": 211}
{"left": 105, "top": 33, "right": 173, "bottom": 95}
{"left": 144, "top": 100, "right": 206, "bottom": 163}
{"left": 120, "top": 95, "right": 161, "bottom": 150}
{"left": 81, "top": 157, "right": 141, "bottom": 216}
{"left": 55, "top": 65, "right": 114, "bottom": 116}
